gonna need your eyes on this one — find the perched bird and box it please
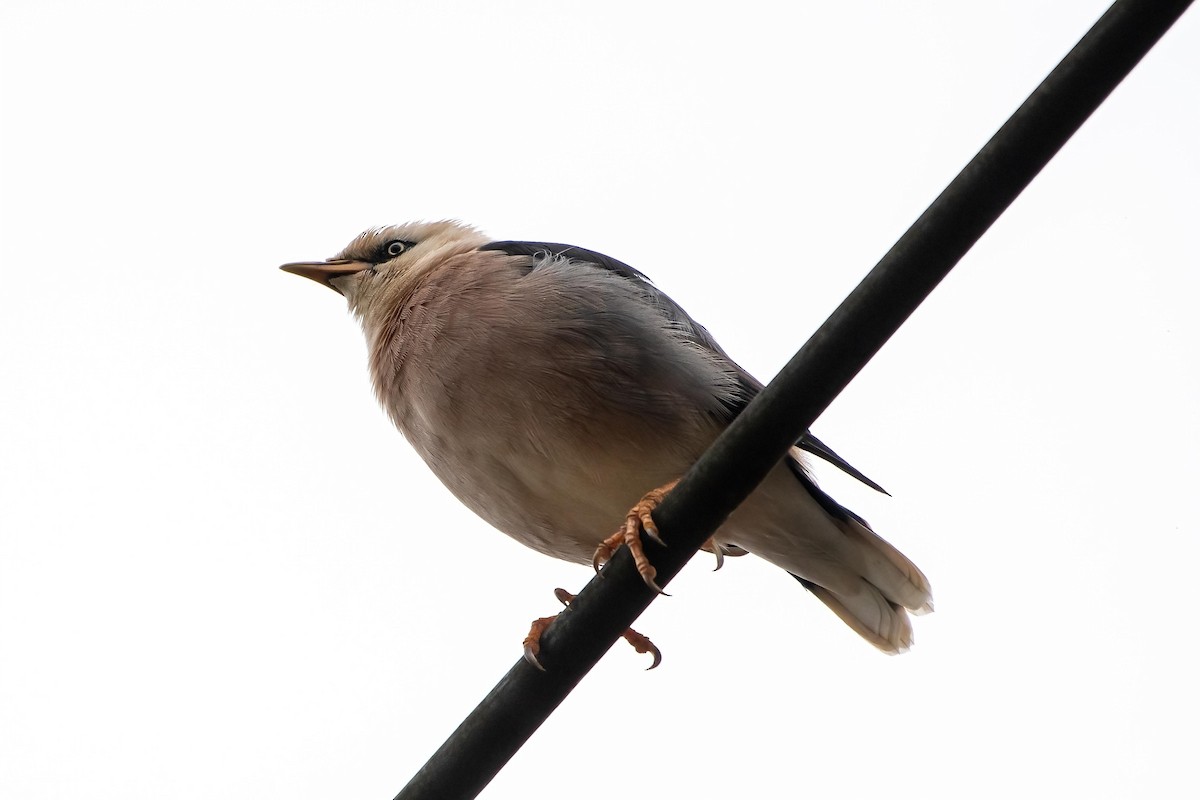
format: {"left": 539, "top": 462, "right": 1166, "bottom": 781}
{"left": 281, "top": 221, "right": 932, "bottom": 658}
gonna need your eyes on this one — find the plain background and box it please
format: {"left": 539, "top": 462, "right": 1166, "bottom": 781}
{"left": 2, "top": 1, "right": 1197, "bottom": 798}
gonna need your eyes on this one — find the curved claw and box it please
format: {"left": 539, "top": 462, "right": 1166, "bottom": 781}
{"left": 523, "top": 642, "right": 547, "bottom": 672}
{"left": 640, "top": 514, "right": 666, "bottom": 548}
{"left": 591, "top": 547, "right": 606, "bottom": 575}
{"left": 646, "top": 646, "right": 663, "bottom": 671}
{"left": 711, "top": 544, "right": 726, "bottom": 572}
{"left": 646, "top": 576, "right": 669, "bottom": 596}
{"left": 621, "top": 626, "right": 662, "bottom": 670}
{"left": 591, "top": 531, "right": 622, "bottom": 576}
{"left": 703, "top": 539, "right": 748, "bottom": 572}
{"left": 523, "top": 610, "right": 562, "bottom": 673}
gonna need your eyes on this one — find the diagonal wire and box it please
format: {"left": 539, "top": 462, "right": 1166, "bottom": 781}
{"left": 394, "top": 1, "right": 1194, "bottom": 798}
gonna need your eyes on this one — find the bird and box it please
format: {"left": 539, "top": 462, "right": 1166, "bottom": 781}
{"left": 280, "top": 220, "right": 933, "bottom": 662}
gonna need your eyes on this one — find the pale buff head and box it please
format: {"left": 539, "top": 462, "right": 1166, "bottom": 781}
{"left": 280, "top": 220, "right": 490, "bottom": 326}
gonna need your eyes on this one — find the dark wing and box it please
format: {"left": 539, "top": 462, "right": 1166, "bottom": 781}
{"left": 480, "top": 241, "right": 732, "bottom": 351}
{"left": 794, "top": 432, "right": 888, "bottom": 495}
{"left": 480, "top": 240, "right": 887, "bottom": 494}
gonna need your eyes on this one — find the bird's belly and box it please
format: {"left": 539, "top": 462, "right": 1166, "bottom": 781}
{"left": 402, "top": 408, "right": 712, "bottom": 564}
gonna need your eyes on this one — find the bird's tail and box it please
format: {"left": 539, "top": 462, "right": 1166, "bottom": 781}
{"left": 793, "top": 515, "right": 933, "bottom": 655}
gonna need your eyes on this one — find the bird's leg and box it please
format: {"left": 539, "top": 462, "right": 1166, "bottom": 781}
{"left": 592, "top": 479, "right": 679, "bottom": 594}
{"left": 522, "top": 590, "right": 569, "bottom": 673}
{"left": 522, "top": 588, "right": 661, "bottom": 671}
{"left": 592, "top": 480, "right": 748, "bottom": 579}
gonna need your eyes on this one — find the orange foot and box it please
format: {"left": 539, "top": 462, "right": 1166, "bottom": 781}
{"left": 591, "top": 479, "right": 749, "bottom": 585}
{"left": 591, "top": 480, "right": 680, "bottom": 594}
{"left": 522, "top": 588, "right": 661, "bottom": 672}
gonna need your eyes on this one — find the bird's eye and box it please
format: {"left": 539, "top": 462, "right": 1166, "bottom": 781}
{"left": 385, "top": 240, "right": 411, "bottom": 257}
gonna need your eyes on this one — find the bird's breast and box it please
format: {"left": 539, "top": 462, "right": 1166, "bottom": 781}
{"left": 365, "top": 254, "right": 733, "bottom": 562}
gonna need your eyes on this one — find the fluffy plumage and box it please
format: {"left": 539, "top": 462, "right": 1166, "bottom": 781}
{"left": 281, "top": 221, "right": 933, "bottom": 653}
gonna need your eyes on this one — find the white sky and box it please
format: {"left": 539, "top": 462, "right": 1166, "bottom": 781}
{"left": 2, "top": 1, "right": 1198, "bottom": 798}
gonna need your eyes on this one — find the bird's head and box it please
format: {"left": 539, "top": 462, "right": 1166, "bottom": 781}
{"left": 280, "top": 220, "right": 488, "bottom": 321}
